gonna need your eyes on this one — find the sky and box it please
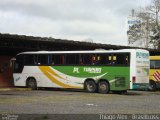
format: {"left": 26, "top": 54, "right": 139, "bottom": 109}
{"left": 0, "top": 0, "right": 152, "bottom": 45}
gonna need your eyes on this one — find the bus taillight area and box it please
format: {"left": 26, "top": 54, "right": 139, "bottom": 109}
{"left": 132, "top": 76, "right": 150, "bottom": 90}
{"left": 132, "top": 76, "right": 136, "bottom": 83}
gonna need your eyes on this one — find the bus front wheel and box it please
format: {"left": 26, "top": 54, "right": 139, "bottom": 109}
{"left": 27, "top": 78, "right": 37, "bottom": 90}
{"left": 149, "top": 80, "right": 156, "bottom": 91}
{"left": 85, "top": 80, "right": 97, "bottom": 93}
{"left": 98, "top": 81, "right": 110, "bottom": 94}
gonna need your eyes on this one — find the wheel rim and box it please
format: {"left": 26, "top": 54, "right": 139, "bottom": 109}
{"left": 27, "top": 78, "right": 37, "bottom": 90}
{"left": 150, "top": 84, "right": 156, "bottom": 89}
{"left": 98, "top": 82, "right": 110, "bottom": 94}
{"left": 100, "top": 83, "right": 107, "bottom": 91}
{"left": 87, "top": 82, "right": 95, "bottom": 92}
{"left": 28, "top": 81, "right": 35, "bottom": 88}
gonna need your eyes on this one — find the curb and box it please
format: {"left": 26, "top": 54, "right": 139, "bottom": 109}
{"left": 0, "top": 88, "right": 32, "bottom": 91}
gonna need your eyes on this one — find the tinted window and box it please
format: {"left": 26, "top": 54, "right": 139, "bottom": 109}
{"left": 80, "top": 54, "right": 92, "bottom": 65}
{"left": 38, "top": 54, "right": 49, "bottom": 65}
{"left": 113, "top": 54, "right": 129, "bottom": 65}
{"left": 24, "top": 54, "right": 37, "bottom": 65}
{"left": 50, "top": 54, "right": 64, "bottom": 65}
{"left": 14, "top": 55, "right": 24, "bottom": 73}
{"left": 150, "top": 60, "right": 160, "bottom": 69}
{"left": 66, "top": 54, "right": 79, "bottom": 65}
{"left": 96, "top": 53, "right": 130, "bottom": 66}
{"left": 97, "top": 54, "right": 112, "bottom": 65}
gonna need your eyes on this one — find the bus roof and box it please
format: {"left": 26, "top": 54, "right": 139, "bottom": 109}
{"left": 150, "top": 56, "right": 160, "bottom": 60}
{"left": 17, "top": 49, "right": 148, "bottom": 55}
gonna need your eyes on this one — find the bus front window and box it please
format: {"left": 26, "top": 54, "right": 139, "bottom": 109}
{"left": 150, "top": 60, "right": 160, "bottom": 69}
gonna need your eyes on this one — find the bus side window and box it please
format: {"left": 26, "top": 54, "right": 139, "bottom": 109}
{"left": 124, "top": 54, "right": 130, "bottom": 65}
{"left": 113, "top": 54, "right": 123, "bottom": 65}
{"left": 79, "top": 54, "right": 85, "bottom": 65}
{"left": 113, "top": 53, "right": 130, "bottom": 65}
{"left": 51, "top": 59, "right": 55, "bottom": 65}
{"left": 79, "top": 58, "right": 83, "bottom": 65}
{"left": 24, "top": 54, "right": 37, "bottom": 65}
{"left": 108, "top": 55, "right": 112, "bottom": 64}
{"left": 92, "top": 54, "right": 96, "bottom": 65}
{"left": 65, "top": 54, "right": 79, "bottom": 65}
{"left": 51, "top": 54, "right": 64, "bottom": 65}
{"left": 125, "top": 55, "right": 129, "bottom": 65}
{"left": 38, "top": 55, "right": 48, "bottom": 65}
{"left": 62, "top": 55, "right": 65, "bottom": 65}
{"left": 48, "top": 55, "right": 52, "bottom": 65}
{"left": 112, "top": 55, "right": 117, "bottom": 64}
{"left": 96, "top": 55, "right": 101, "bottom": 65}
{"left": 96, "top": 54, "right": 111, "bottom": 65}
{"left": 81, "top": 54, "right": 92, "bottom": 65}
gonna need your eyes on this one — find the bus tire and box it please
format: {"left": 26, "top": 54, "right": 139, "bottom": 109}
{"left": 85, "top": 80, "right": 97, "bottom": 93}
{"left": 98, "top": 81, "right": 110, "bottom": 94}
{"left": 27, "top": 78, "right": 37, "bottom": 90}
{"left": 149, "top": 80, "right": 156, "bottom": 91}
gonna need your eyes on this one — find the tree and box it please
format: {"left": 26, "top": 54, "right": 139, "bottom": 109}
{"left": 127, "top": 0, "right": 160, "bottom": 49}
{"left": 147, "top": 0, "right": 160, "bottom": 49}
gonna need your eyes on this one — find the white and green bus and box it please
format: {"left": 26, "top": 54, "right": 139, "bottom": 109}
{"left": 13, "top": 49, "right": 150, "bottom": 94}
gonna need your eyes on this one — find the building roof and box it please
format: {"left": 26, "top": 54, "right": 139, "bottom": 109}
{"left": 0, "top": 33, "right": 159, "bottom": 55}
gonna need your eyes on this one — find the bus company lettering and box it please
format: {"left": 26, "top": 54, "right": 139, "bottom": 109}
{"left": 84, "top": 68, "right": 102, "bottom": 73}
{"left": 15, "top": 77, "right": 20, "bottom": 82}
{"left": 136, "top": 52, "right": 149, "bottom": 59}
{"left": 73, "top": 67, "right": 80, "bottom": 73}
{"left": 73, "top": 67, "right": 102, "bottom": 73}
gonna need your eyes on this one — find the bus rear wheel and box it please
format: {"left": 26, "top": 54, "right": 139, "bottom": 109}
{"left": 85, "top": 80, "right": 97, "bottom": 93}
{"left": 98, "top": 81, "right": 110, "bottom": 94}
{"left": 27, "top": 78, "right": 37, "bottom": 90}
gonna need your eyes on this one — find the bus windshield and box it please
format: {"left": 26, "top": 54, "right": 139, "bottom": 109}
{"left": 150, "top": 60, "right": 160, "bottom": 69}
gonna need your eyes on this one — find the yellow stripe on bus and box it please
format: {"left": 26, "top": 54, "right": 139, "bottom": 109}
{"left": 38, "top": 66, "right": 81, "bottom": 88}
{"left": 47, "top": 66, "right": 64, "bottom": 79}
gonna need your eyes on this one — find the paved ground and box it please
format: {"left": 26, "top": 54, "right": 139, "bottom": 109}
{"left": 0, "top": 89, "right": 160, "bottom": 115}
{"left": 1, "top": 89, "right": 160, "bottom": 120}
